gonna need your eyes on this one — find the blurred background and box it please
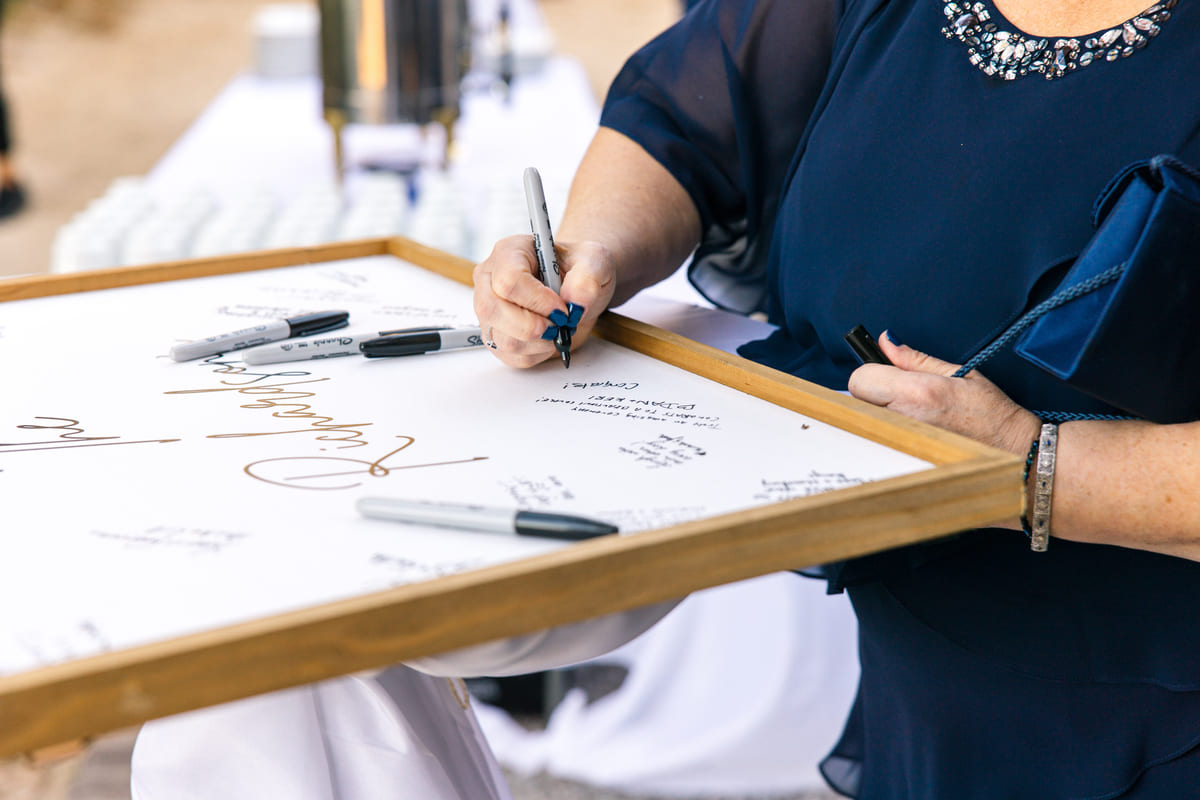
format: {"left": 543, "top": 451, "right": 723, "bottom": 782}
{"left": 0, "top": 0, "right": 679, "bottom": 277}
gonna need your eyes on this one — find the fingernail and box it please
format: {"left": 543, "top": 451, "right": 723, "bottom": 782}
{"left": 548, "top": 309, "right": 569, "bottom": 326}
{"left": 885, "top": 329, "right": 901, "bottom": 346}
{"left": 566, "top": 303, "right": 585, "bottom": 327}
{"left": 541, "top": 324, "right": 559, "bottom": 341}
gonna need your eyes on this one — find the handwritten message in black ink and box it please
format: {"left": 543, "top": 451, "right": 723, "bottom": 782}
{"left": 15, "top": 619, "right": 111, "bottom": 668}
{"left": 499, "top": 475, "right": 576, "bottom": 508}
{"left": 216, "top": 303, "right": 301, "bottom": 320}
{"left": 561, "top": 381, "right": 640, "bottom": 391}
{"left": 90, "top": 525, "right": 250, "bottom": 554}
{"left": 321, "top": 269, "right": 369, "bottom": 288}
{"left": 366, "top": 552, "right": 486, "bottom": 587}
{"left": 535, "top": 394, "right": 720, "bottom": 429}
{"left": 594, "top": 505, "right": 708, "bottom": 533}
{"left": 373, "top": 304, "right": 462, "bottom": 325}
{"left": 255, "top": 285, "right": 377, "bottom": 304}
{"left": 752, "top": 472, "right": 865, "bottom": 502}
{"left": 618, "top": 433, "right": 707, "bottom": 469}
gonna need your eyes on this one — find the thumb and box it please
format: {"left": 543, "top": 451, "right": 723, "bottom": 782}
{"left": 879, "top": 331, "right": 964, "bottom": 377}
{"left": 559, "top": 241, "right": 615, "bottom": 315}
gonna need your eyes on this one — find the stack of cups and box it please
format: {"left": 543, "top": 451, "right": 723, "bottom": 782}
{"left": 261, "top": 182, "right": 344, "bottom": 248}
{"left": 191, "top": 188, "right": 279, "bottom": 257}
{"left": 336, "top": 172, "right": 411, "bottom": 240}
{"left": 407, "top": 171, "right": 470, "bottom": 257}
{"left": 121, "top": 192, "right": 217, "bottom": 265}
{"left": 51, "top": 177, "right": 154, "bottom": 272}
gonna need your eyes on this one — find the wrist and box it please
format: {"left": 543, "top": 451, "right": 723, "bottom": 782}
{"left": 1002, "top": 408, "right": 1044, "bottom": 458}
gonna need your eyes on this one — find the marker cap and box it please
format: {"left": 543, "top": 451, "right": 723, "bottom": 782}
{"left": 360, "top": 331, "right": 441, "bottom": 357}
{"left": 287, "top": 311, "right": 350, "bottom": 337}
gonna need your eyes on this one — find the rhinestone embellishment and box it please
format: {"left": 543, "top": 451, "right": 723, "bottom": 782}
{"left": 942, "top": 0, "right": 1177, "bottom": 80}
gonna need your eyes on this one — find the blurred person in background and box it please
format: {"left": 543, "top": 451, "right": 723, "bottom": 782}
{"left": 0, "top": 0, "right": 27, "bottom": 221}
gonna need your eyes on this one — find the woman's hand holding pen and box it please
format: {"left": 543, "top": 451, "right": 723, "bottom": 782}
{"left": 472, "top": 234, "right": 615, "bottom": 369}
{"left": 473, "top": 131, "right": 703, "bottom": 369}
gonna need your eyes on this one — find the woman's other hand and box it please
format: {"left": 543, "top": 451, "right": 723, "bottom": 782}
{"left": 472, "top": 235, "right": 616, "bottom": 369}
{"left": 847, "top": 332, "right": 1041, "bottom": 457}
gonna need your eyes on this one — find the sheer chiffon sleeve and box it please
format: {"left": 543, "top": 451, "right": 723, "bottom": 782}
{"left": 599, "top": 0, "right": 839, "bottom": 313}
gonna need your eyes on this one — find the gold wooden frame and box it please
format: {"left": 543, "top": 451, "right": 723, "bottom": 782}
{"left": 0, "top": 237, "right": 1023, "bottom": 758}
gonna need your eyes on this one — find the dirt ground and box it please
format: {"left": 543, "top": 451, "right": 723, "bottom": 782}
{"left": 0, "top": 0, "right": 679, "bottom": 278}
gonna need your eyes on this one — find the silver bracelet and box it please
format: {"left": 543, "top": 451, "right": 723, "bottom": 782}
{"left": 1030, "top": 422, "right": 1058, "bottom": 552}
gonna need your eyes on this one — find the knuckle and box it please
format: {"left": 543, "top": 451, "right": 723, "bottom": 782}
{"left": 472, "top": 286, "right": 496, "bottom": 320}
{"left": 491, "top": 268, "right": 523, "bottom": 299}
{"left": 519, "top": 314, "right": 552, "bottom": 341}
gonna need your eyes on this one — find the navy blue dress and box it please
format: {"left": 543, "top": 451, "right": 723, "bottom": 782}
{"left": 600, "top": 0, "right": 1200, "bottom": 797}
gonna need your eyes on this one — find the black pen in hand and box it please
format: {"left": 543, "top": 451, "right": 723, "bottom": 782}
{"left": 844, "top": 324, "right": 894, "bottom": 366}
{"left": 524, "top": 166, "right": 572, "bottom": 368}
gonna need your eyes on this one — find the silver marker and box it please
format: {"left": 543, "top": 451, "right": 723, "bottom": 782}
{"left": 523, "top": 167, "right": 572, "bottom": 368}
{"left": 169, "top": 311, "right": 349, "bottom": 362}
{"left": 356, "top": 496, "right": 618, "bottom": 540}
{"left": 241, "top": 327, "right": 451, "bottom": 365}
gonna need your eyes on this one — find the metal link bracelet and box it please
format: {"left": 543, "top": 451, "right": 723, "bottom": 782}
{"left": 1030, "top": 423, "right": 1059, "bottom": 551}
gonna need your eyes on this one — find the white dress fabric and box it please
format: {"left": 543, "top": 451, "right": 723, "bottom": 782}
{"left": 475, "top": 573, "right": 859, "bottom": 796}
{"left": 131, "top": 670, "right": 511, "bottom": 800}
{"left": 130, "top": 602, "right": 678, "bottom": 800}
{"left": 131, "top": 578, "right": 859, "bottom": 799}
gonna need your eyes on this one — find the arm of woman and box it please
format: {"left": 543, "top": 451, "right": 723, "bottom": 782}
{"left": 848, "top": 334, "right": 1200, "bottom": 561}
{"left": 474, "top": 0, "right": 836, "bottom": 368}
{"left": 472, "top": 128, "right": 702, "bottom": 369}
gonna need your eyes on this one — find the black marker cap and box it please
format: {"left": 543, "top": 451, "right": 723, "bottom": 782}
{"left": 844, "top": 324, "right": 893, "bottom": 366}
{"left": 287, "top": 311, "right": 350, "bottom": 337}
{"left": 514, "top": 510, "right": 619, "bottom": 540}
{"left": 360, "top": 332, "right": 441, "bottom": 358}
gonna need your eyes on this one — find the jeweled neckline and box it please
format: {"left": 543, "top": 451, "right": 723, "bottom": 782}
{"left": 941, "top": 0, "right": 1178, "bottom": 80}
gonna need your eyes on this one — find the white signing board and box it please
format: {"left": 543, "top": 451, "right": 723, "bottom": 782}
{"left": 0, "top": 253, "right": 932, "bottom": 679}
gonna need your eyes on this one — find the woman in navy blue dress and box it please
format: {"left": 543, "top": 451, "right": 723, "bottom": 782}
{"left": 472, "top": 0, "right": 1200, "bottom": 796}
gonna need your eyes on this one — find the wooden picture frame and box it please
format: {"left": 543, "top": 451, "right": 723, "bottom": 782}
{"left": 0, "top": 237, "right": 1023, "bottom": 758}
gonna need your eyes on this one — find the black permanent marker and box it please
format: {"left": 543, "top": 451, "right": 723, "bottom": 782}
{"left": 170, "top": 310, "right": 349, "bottom": 361}
{"left": 524, "top": 166, "right": 572, "bottom": 368}
{"left": 241, "top": 327, "right": 452, "bottom": 364}
{"left": 844, "top": 324, "right": 894, "bottom": 366}
{"left": 359, "top": 327, "right": 485, "bottom": 358}
{"left": 356, "top": 496, "right": 619, "bottom": 540}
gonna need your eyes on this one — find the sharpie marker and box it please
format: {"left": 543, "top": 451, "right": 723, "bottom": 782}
{"left": 359, "top": 326, "right": 484, "bottom": 358}
{"left": 523, "top": 167, "right": 572, "bottom": 368}
{"left": 170, "top": 311, "right": 349, "bottom": 362}
{"left": 844, "top": 324, "right": 894, "bottom": 366}
{"left": 356, "top": 496, "right": 619, "bottom": 541}
{"left": 241, "top": 327, "right": 451, "bottom": 365}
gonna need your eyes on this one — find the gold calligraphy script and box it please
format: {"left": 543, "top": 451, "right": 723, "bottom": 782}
{"left": 166, "top": 356, "right": 487, "bottom": 490}
{"left": 0, "top": 417, "right": 180, "bottom": 454}
{"left": 244, "top": 436, "right": 487, "bottom": 490}
{"left": 165, "top": 357, "right": 370, "bottom": 449}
